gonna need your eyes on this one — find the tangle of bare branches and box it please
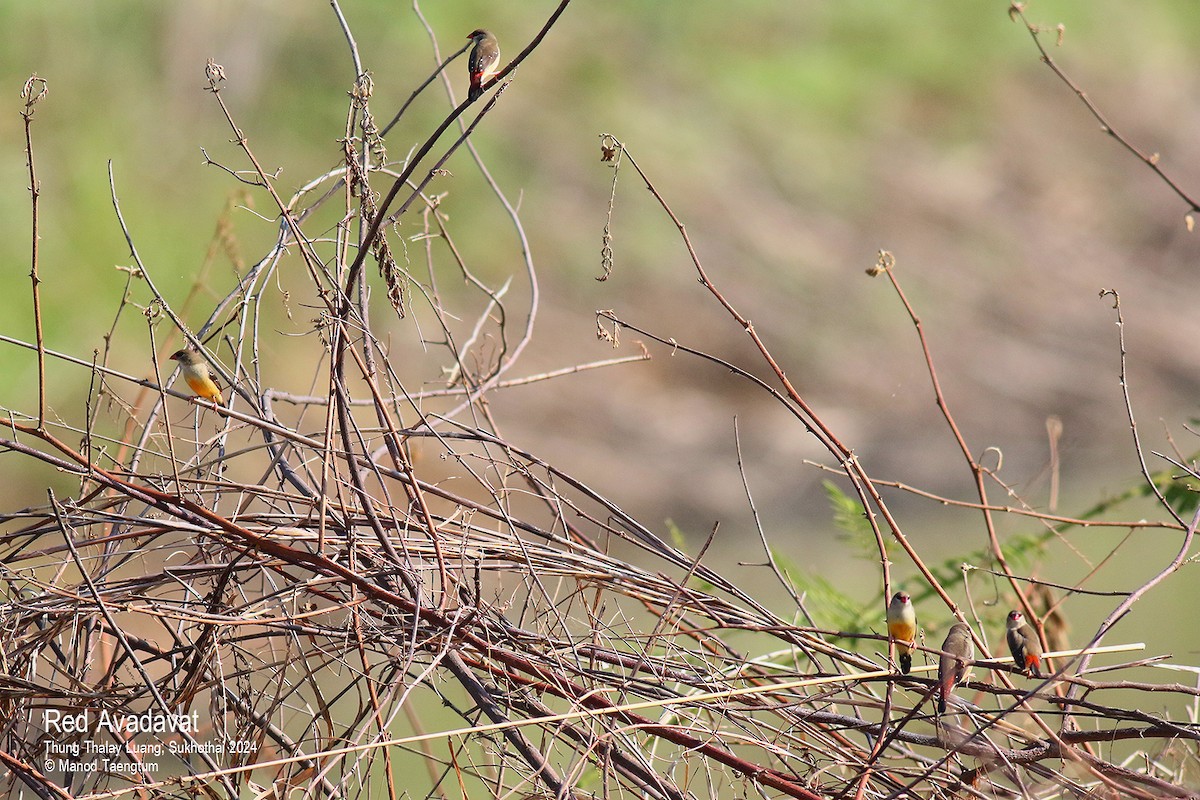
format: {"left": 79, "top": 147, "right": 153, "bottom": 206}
{"left": 2, "top": 5, "right": 1199, "bottom": 800}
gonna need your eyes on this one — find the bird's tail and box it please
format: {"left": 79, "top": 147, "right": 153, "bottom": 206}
{"left": 938, "top": 670, "right": 954, "bottom": 714}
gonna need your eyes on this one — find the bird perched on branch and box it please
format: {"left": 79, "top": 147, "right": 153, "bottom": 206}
{"left": 886, "top": 592, "right": 917, "bottom": 674}
{"left": 170, "top": 349, "right": 224, "bottom": 406}
{"left": 1006, "top": 610, "right": 1044, "bottom": 677}
{"left": 937, "top": 622, "right": 973, "bottom": 714}
{"left": 467, "top": 28, "right": 500, "bottom": 102}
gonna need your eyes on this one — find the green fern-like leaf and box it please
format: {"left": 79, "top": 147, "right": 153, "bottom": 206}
{"left": 823, "top": 479, "right": 891, "bottom": 560}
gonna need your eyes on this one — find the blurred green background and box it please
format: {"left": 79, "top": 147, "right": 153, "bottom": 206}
{"left": 2, "top": 1, "right": 1200, "bottom": 676}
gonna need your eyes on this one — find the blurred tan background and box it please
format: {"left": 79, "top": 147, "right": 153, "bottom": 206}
{"left": 2, "top": 1, "right": 1199, "bottom": 666}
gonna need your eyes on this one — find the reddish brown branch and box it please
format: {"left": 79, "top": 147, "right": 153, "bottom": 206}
{"left": 1011, "top": 2, "right": 1200, "bottom": 213}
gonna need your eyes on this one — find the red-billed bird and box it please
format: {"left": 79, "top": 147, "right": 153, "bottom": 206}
{"left": 937, "top": 622, "right": 973, "bottom": 715}
{"left": 886, "top": 592, "right": 917, "bottom": 675}
{"left": 467, "top": 29, "right": 500, "bottom": 102}
{"left": 1006, "top": 610, "right": 1044, "bottom": 677}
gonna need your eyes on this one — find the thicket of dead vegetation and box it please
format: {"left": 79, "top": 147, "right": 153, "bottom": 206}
{"left": 3, "top": 3, "right": 1199, "bottom": 798}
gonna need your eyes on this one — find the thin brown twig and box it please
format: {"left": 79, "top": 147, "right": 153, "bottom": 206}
{"left": 1011, "top": 2, "right": 1200, "bottom": 213}
{"left": 21, "top": 75, "right": 47, "bottom": 428}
